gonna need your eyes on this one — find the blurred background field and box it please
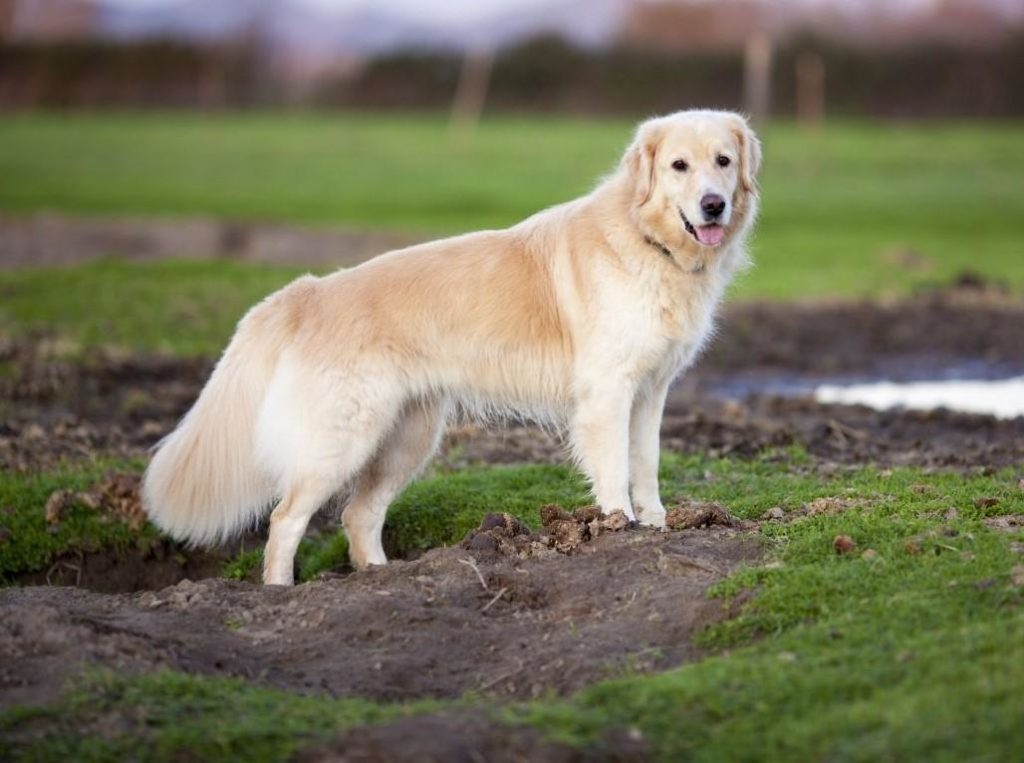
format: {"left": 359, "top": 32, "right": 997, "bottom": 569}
{"left": 1, "top": 113, "right": 1023, "bottom": 358}
{"left": 2, "top": 0, "right": 1024, "bottom": 314}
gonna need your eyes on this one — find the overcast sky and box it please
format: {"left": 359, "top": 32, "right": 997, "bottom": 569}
{"left": 104, "top": 0, "right": 951, "bottom": 15}
{"left": 100, "top": 0, "right": 1023, "bottom": 27}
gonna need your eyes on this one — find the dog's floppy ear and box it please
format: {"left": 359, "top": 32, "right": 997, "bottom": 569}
{"left": 625, "top": 120, "right": 664, "bottom": 207}
{"left": 731, "top": 114, "right": 763, "bottom": 194}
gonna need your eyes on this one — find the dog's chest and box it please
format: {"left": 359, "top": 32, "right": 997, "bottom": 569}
{"left": 596, "top": 264, "right": 724, "bottom": 380}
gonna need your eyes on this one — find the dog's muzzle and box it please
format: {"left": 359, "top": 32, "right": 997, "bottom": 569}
{"left": 680, "top": 208, "right": 726, "bottom": 247}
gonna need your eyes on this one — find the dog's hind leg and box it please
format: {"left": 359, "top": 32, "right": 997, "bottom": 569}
{"left": 262, "top": 478, "right": 339, "bottom": 586}
{"left": 260, "top": 364, "right": 407, "bottom": 585}
{"left": 343, "top": 396, "right": 449, "bottom": 570}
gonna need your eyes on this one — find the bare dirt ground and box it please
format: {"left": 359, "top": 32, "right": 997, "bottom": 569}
{"left": 0, "top": 511, "right": 757, "bottom": 709}
{"left": 0, "top": 275, "right": 1021, "bottom": 739}
{"left": 0, "top": 212, "right": 422, "bottom": 270}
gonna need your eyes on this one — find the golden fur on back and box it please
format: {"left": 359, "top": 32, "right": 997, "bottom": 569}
{"left": 143, "top": 110, "right": 762, "bottom": 585}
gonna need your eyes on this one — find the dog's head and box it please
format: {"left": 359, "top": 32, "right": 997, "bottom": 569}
{"left": 625, "top": 110, "right": 761, "bottom": 254}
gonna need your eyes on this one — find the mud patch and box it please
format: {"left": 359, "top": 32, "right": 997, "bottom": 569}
{"left": 0, "top": 212, "right": 422, "bottom": 271}
{"left": 702, "top": 276, "right": 1022, "bottom": 376}
{"left": 0, "top": 518, "right": 759, "bottom": 709}
{"left": 2, "top": 283, "right": 1021, "bottom": 474}
{"left": 0, "top": 336, "right": 210, "bottom": 472}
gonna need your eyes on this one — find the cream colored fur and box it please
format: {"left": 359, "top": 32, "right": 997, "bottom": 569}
{"left": 142, "top": 110, "right": 762, "bottom": 585}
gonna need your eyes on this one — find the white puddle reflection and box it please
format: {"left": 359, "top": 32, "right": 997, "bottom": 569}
{"left": 815, "top": 377, "right": 1024, "bottom": 420}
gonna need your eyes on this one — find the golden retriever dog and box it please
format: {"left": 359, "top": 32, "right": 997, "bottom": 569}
{"left": 143, "top": 110, "right": 762, "bottom": 585}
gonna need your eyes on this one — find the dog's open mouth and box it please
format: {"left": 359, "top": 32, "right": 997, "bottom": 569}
{"left": 680, "top": 210, "right": 726, "bottom": 248}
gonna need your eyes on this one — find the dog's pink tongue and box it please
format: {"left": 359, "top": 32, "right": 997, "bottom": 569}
{"left": 696, "top": 224, "right": 725, "bottom": 247}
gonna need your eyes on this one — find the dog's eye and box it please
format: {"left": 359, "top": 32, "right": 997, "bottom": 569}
{"left": 671, "top": 159, "right": 689, "bottom": 172}
{"left": 716, "top": 155, "right": 731, "bottom": 168}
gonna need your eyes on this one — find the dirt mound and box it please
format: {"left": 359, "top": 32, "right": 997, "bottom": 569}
{"left": 0, "top": 517, "right": 759, "bottom": 709}
{"left": 666, "top": 501, "right": 737, "bottom": 530}
{"left": 462, "top": 506, "right": 639, "bottom": 559}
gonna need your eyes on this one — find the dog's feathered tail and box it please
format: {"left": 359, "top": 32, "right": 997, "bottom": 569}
{"left": 143, "top": 277, "right": 312, "bottom": 546}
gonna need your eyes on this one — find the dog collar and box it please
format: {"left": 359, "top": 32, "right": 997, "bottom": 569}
{"left": 643, "top": 235, "right": 705, "bottom": 274}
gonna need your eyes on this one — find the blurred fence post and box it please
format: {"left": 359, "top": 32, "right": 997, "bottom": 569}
{"left": 796, "top": 52, "right": 825, "bottom": 130}
{"left": 198, "top": 64, "right": 227, "bottom": 111}
{"left": 450, "top": 48, "right": 493, "bottom": 144}
{"left": 743, "top": 32, "right": 773, "bottom": 123}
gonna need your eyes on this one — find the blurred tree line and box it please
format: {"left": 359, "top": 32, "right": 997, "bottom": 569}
{"left": 2, "top": 32, "right": 1023, "bottom": 117}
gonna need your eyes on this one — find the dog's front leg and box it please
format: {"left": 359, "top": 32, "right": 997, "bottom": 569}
{"left": 629, "top": 379, "right": 670, "bottom": 527}
{"left": 572, "top": 380, "right": 635, "bottom": 520}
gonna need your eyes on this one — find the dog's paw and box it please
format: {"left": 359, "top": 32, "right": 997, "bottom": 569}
{"left": 635, "top": 507, "right": 667, "bottom": 529}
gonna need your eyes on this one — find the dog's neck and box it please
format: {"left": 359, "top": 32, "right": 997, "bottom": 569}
{"left": 642, "top": 234, "right": 705, "bottom": 274}
{"left": 587, "top": 173, "right": 711, "bottom": 274}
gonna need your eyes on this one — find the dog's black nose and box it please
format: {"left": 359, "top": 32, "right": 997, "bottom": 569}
{"left": 700, "top": 194, "right": 726, "bottom": 219}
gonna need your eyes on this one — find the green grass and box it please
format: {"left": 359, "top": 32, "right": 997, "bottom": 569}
{"left": 0, "top": 456, "right": 590, "bottom": 583}
{"left": 0, "top": 259, "right": 306, "bottom": 356}
{"left": 0, "top": 460, "right": 157, "bottom": 582}
{"left": 0, "top": 671, "right": 427, "bottom": 763}
{"left": 3, "top": 455, "right": 1022, "bottom": 761}
{"left": 1, "top": 113, "right": 1023, "bottom": 299}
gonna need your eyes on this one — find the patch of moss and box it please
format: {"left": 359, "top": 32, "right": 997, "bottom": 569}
{"left": 0, "top": 670, "right": 432, "bottom": 763}
{"left": 0, "top": 460, "right": 155, "bottom": 582}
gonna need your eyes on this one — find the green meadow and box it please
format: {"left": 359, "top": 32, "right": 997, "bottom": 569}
{"left": 0, "top": 113, "right": 1023, "bottom": 298}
